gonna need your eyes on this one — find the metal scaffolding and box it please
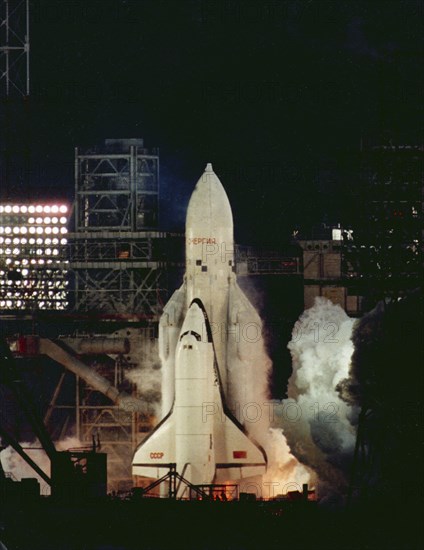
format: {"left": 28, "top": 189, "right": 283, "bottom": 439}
{"left": 339, "top": 145, "right": 423, "bottom": 313}
{"left": 235, "top": 245, "right": 301, "bottom": 276}
{"left": 70, "top": 139, "right": 164, "bottom": 317}
{"left": 74, "top": 354, "right": 153, "bottom": 493}
{"left": 297, "top": 145, "right": 423, "bottom": 315}
{"left": 0, "top": 0, "right": 30, "bottom": 197}
{"left": 51, "top": 139, "right": 165, "bottom": 491}
{"left": 32, "top": 327, "right": 158, "bottom": 493}
{"left": 75, "top": 139, "right": 159, "bottom": 231}
{"left": 67, "top": 235, "right": 165, "bottom": 316}
{"left": 0, "top": 0, "right": 29, "bottom": 97}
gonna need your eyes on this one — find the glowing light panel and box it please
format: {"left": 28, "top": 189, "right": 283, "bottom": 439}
{"left": 0, "top": 203, "right": 69, "bottom": 310}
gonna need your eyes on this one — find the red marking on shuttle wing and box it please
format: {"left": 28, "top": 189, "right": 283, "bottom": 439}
{"left": 233, "top": 451, "right": 247, "bottom": 459}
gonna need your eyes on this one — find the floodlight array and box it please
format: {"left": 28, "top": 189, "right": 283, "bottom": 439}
{"left": 0, "top": 204, "right": 69, "bottom": 310}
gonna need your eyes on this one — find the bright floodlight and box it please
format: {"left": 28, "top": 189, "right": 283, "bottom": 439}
{"left": 0, "top": 202, "right": 69, "bottom": 310}
{"left": 332, "top": 228, "right": 342, "bottom": 241}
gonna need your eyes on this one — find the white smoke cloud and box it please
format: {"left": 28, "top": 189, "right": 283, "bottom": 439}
{"left": 121, "top": 331, "right": 162, "bottom": 417}
{"left": 282, "top": 297, "right": 359, "bottom": 501}
{"left": 261, "top": 427, "right": 312, "bottom": 498}
{"left": 125, "top": 364, "right": 161, "bottom": 416}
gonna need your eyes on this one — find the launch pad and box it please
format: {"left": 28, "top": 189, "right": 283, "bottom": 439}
{"left": 1, "top": 481, "right": 419, "bottom": 550}
{"left": 131, "top": 463, "right": 239, "bottom": 501}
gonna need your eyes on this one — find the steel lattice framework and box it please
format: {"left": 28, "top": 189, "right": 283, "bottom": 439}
{"left": 0, "top": 0, "right": 29, "bottom": 97}
{"left": 75, "top": 139, "right": 159, "bottom": 231}
{"left": 71, "top": 139, "right": 164, "bottom": 317}
{"left": 75, "top": 362, "right": 152, "bottom": 493}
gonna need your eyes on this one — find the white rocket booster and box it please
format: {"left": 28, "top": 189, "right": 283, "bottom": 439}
{"left": 132, "top": 164, "right": 267, "bottom": 485}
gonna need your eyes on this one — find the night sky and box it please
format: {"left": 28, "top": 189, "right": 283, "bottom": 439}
{"left": 1, "top": 0, "right": 422, "bottom": 244}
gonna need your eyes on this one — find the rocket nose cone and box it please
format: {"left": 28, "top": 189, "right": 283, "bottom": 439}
{"left": 186, "top": 163, "right": 233, "bottom": 232}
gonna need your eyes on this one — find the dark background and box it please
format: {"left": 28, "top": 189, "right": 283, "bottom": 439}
{"left": 1, "top": 0, "right": 422, "bottom": 244}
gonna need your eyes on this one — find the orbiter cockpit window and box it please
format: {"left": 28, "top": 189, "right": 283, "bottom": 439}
{"left": 179, "top": 330, "right": 201, "bottom": 341}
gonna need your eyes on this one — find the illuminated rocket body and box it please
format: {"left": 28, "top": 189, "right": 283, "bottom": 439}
{"left": 132, "top": 164, "right": 267, "bottom": 486}
{"left": 185, "top": 162, "right": 235, "bottom": 395}
{"left": 160, "top": 163, "right": 262, "bottom": 415}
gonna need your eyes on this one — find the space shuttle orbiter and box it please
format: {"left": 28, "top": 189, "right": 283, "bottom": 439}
{"left": 132, "top": 300, "right": 266, "bottom": 485}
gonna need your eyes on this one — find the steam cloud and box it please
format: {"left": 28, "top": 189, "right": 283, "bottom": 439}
{"left": 223, "top": 295, "right": 359, "bottom": 500}
{"left": 123, "top": 334, "right": 162, "bottom": 417}
{"left": 281, "top": 297, "right": 358, "bottom": 501}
